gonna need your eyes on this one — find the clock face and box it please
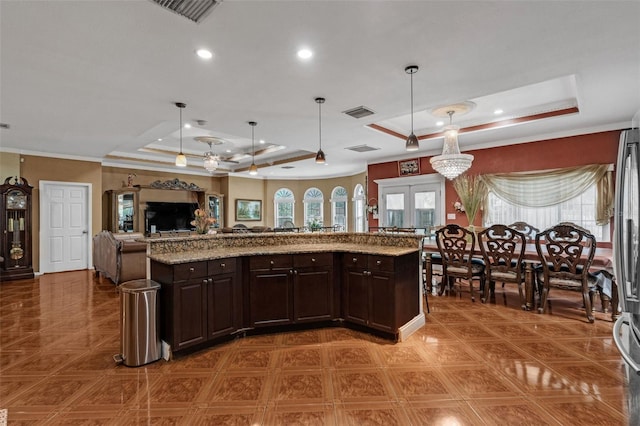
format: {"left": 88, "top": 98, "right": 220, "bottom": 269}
{"left": 7, "top": 190, "right": 27, "bottom": 209}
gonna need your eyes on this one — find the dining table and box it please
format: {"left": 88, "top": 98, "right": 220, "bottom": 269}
{"left": 421, "top": 238, "right": 618, "bottom": 320}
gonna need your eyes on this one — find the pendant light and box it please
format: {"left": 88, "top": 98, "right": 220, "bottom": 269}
{"left": 203, "top": 142, "right": 219, "bottom": 173}
{"left": 175, "top": 102, "right": 187, "bottom": 167}
{"left": 430, "top": 110, "right": 474, "bottom": 180}
{"left": 248, "top": 121, "right": 258, "bottom": 175}
{"left": 315, "top": 97, "right": 326, "bottom": 164}
{"left": 405, "top": 65, "right": 419, "bottom": 151}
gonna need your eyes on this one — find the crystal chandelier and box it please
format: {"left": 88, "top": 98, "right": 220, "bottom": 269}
{"left": 430, "top": 110, "right": 473, "bottom": 180}
{"left": 203, "top": 142, "right": 219, "bottom": 173}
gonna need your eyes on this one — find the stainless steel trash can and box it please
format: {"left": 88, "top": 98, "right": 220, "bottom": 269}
{"left": 117, "top": 279, "right": 161, "bottom": 367}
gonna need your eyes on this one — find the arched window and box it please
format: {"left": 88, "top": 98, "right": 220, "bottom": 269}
{"left": 303, "top": 187, "right": 324, "bottom": 230}
{"left": 274, "top": 188, "right": 295, "bottom": 228}
{"left": 352, "top": 184, "right": 365, "bottom": 232}
{"left": 331, "top": 186, "right": 348, "bottom": 231}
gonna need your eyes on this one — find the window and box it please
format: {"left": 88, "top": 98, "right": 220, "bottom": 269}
{"left": 303, "top": 187, "right": 324, "bottom": 229}
{"left": 274, "top": 188, "right": 295, "bottom": 228}
{"left": 484, "top": 183, "right": 609, "bottom": 241}
{"left": 353, "top": 184, "right": 365, "bottom": 232}
{"left": 385, "top": 193, "right": 405, "bottom": 228}
{"left": 331, "top": 186, "right": 348, "bottom": 231}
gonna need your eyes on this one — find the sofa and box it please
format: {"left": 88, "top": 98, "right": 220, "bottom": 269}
{"left": 93, "top": 231, "right": 147, "bottom": 285}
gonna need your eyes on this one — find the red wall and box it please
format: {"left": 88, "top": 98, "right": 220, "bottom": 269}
{"left": 367, "top": 130, "right": 620, "bottom": 241}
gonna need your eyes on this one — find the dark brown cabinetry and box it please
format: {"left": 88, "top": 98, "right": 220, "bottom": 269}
{"left": 342, "top": 252, "right": 419, "bottom": 334}
{"left": 151, "top": 258, "right": 240, "bottom": 351}
{"left": 1, "top": 177, "right": 34, "bottom": 281}
{"left": 248, "top": 253, "right": 336, "bottom": 327}
{"left": 152, "top": 248, "right": 419, "bottom": 354}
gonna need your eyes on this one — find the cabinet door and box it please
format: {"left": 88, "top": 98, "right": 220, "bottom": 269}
{"left": 293, "top": 267, "right": 332, "bottom": 322}
{"left": 207, "top": 273, "right": 238, "bottom": 339}
{"left": 293, "top": 253, "right": 333, "bottom": 322}
{"left": 249, "top": 269, "right": 293, "bottom": 327}
{"left": 343, "top": 267, "right": 369, "bottom": 326}
{"left": 174, "top": 278, "right": 208, "bottom": 350}
{"left": 369, "top": 271, "right": 395, "bottom": 333}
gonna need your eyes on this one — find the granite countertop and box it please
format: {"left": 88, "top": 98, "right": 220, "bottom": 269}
{"left": 148, "top": 243, "right": 419, "bottom": 265}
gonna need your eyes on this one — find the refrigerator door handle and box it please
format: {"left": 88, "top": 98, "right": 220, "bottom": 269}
{"left": 613, "top": 313, "right": 640, "bottom": 376}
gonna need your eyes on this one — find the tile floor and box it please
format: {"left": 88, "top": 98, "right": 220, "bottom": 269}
{"left": 0, "top": 270, "right": 630, "bottom": 425}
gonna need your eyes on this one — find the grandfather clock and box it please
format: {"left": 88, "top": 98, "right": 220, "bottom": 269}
{"left": 1, "top": 176, "right": 34, "bottom": 281}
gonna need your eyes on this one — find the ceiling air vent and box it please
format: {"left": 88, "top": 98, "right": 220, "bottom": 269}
{"left": 281, "top": 166, "right": 295, "bottom": 169}
{"left": 342, "top": 106, "right": 375, "bottom": 119}
{"left": 150, "top": 0, "right": 221, "bottom": 23}
{"left": 345, "top": 145, "right": 380, "bottom": 153}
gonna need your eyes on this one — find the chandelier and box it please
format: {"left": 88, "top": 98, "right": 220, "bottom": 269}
{"left": 203, "top": 142, "right": 219, "bottom": 173}
{"left": 430, "top": 110, "right": 473, "bottom": 180}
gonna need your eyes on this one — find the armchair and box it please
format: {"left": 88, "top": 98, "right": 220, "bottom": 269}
{"left": 93, "top": 231, "right": 147, "bottom": 284}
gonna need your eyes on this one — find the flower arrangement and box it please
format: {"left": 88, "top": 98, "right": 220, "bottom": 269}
{"left": 453, "top": 201, "right": 465, "bottom": 213}
{"left": 191, "top": 208, "right": 216, "bottom": 234}
{"left": 452, "top": 174, "right": 486, "bottom": 227}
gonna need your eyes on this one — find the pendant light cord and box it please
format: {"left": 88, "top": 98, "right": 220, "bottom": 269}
{"left": 318, "top": 100, "right": 322, "bottom": 151}
{"left": 179, "top": 107, "right": 183, "bottom": 154}
{"left": 410, "top": 71, "right": 414, "bottom": 133}
{"left": 251, "top": 124, "right": 255, "bottom": 161}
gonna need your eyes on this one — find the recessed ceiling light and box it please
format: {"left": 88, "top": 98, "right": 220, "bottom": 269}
{"left": 184, "top": 123, "right": 191, "bottom": 129}
{"left": 196, "top": 48, "right": 213, "bottom": 60}
{"left": 225, "top": 149, "right": 231, "bottom": 153}
{"left": 157, "top": 138, "right": 162, "bottom": 141}
{"left": 494, "top": 108, "right": 503, "bottom": 115}
{"left": 259, "top": 139, "right": 265, "bottom": 144}
{"left": 436, "top": 121, "right": 444, "bottom": 126}
{"left": 297, "top": 48, "right": 313, "bottom": 60}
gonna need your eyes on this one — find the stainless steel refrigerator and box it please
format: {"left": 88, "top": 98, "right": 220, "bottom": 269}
{"left": 613, "top": 127, "right": 640, "bottom": 424}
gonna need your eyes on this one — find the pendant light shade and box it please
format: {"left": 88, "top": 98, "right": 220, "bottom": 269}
{"left": 405, "top": 65, "right": 419, "bottom": 151}
{"left": 248, "top": 121, "right": 258, "bottom": 175}
{"left": 175, "top": 102, "right": 187, "bottom": 167}
{"left": 430, "top": 110, "right": 474, "bottom": 180}
{"left": 315, "top": 97, "right": 326, "bottom": 164}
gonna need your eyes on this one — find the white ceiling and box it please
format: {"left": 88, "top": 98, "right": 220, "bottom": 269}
{"left": 1, "top": 1, "right": 639, "bottom": 179}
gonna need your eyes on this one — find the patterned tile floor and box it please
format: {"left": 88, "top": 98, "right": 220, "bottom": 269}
{"left": 0, "top": 270, "right": 630, "bottom": 425}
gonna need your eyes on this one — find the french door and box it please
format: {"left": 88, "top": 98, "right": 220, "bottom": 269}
{"left": 376, "top": 175, "right": 445, "bottom": 231}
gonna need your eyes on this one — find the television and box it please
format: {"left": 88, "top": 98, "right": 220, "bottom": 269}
{"left": 145, "top": 202, "right": 198, "bottom": 233}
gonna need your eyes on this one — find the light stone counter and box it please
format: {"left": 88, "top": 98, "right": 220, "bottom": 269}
{"left": 144, "top": 232, "right": 421, "bottom": 265}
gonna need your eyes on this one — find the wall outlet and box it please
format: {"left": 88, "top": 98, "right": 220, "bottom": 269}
{"left": 447, "top": 213, "right": 456, "bottom": 220}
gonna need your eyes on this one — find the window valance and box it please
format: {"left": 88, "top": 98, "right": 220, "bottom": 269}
{"left": 480, "top": 164, "right": 613, "bottom": 225}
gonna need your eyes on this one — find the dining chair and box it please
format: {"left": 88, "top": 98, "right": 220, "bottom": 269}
{"left": 435, "top": 224, "right": 486, "bottom": 301}
{"left": 535, "top": 223, "right": 598, "bottom": 322}
{"left": 422, "top": 237, "right": 444, "bottom": 295}
{"left": 477, "top": 224, "right": 527, "bottom": 309}
{"left": 508, "top": 221, "right": 540, "bottom": 242}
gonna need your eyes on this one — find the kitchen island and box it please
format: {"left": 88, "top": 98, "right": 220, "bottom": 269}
{"left": 146, "top": 232, "right": 424, "bottom": 356}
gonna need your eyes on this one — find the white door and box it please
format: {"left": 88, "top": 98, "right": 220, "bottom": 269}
{"left": 377, "top": 174, "right": 445, "bottom": 230}
{"left": 40, "top": 181, "right": 91, "bottom": 273}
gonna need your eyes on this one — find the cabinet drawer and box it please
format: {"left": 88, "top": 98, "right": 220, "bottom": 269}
{"left": 294, "top": 252, "right": 333, "bottom": 268}
{"left": 249, "top": 254, "right": 293, "bottom": 271}
{"left": 208, "top": 257, "right": 237, "bottom": 275}
{"left": 345, "top": 253, "right": 367, "bottom": 268}
{"left": 368, "top": 255, "right": 395, "bottom": 272}
{"left": 173, "top": 261, "right": 208, "bottom": 281}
